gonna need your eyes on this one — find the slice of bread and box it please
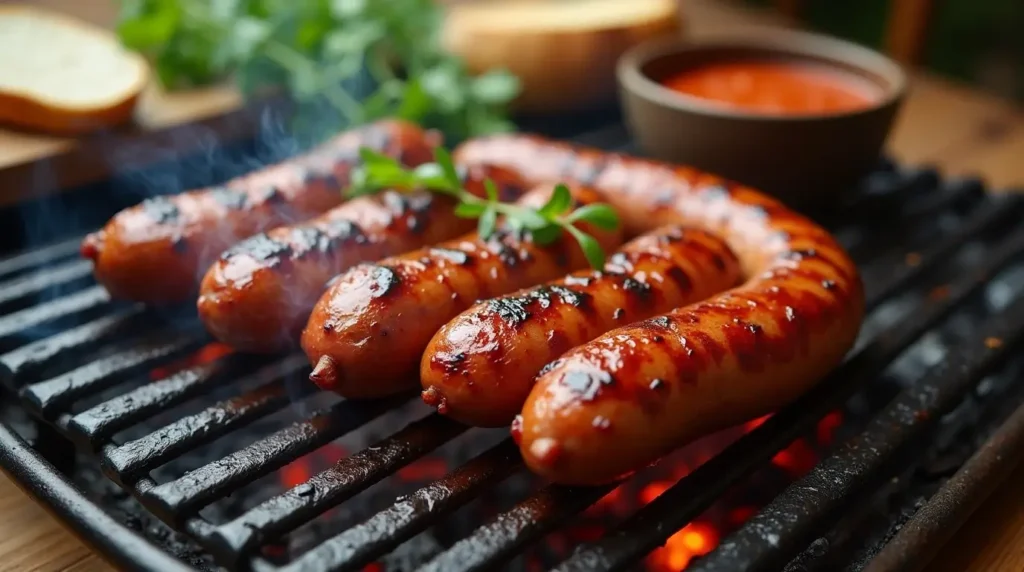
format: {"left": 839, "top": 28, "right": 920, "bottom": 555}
{"left": 443, "top": 0, "right": 682, "bottom": 113}
{"left": 0, "top": 5, "right": 148, "bottom": 135}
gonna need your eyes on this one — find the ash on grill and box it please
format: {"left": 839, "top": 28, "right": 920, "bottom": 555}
{"left": 1, "top": 119, "right": 1023, "bottom": 572}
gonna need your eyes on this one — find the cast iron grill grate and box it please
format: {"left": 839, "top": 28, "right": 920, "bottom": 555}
{"left": 1, "top": 120, "right": 1024, "bottom": 572}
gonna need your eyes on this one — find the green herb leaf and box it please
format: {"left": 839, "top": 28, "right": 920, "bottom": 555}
{"left": 396, "top": 78, "right": 431, "bottom": 121}
{"left": 538, "top": 184, "right": 573, "bottom": 218}
{"left": 359, "top": 147, "right": 399, "bottom": 168}
{"left": 454, "top": 202, "right": 487, "bottom": 218}
{"left": 484, "top": 179, "right": 500, "bottom": 202}
{"left": 478, "top": 206, "right": 497, "bottom": 239}
{"left": 568, "top": 227, "right": 608, "bottom": 270}
{"left": 529, "top": 223, "right": 563, "bottom": 245}
{"left": 433, "top": 147, "right": 461, "bottom": 187}
{"left": 411, "top": 163, "right": 454, "bottom": 190}
{"left": 470, "top": 70, "right": 521, "bottom": 105}
{"left": 511, "top": 207, "right": 549, "bottom": 230}
{"left": 566, "top": 203, "right": 621, "bottom": 230}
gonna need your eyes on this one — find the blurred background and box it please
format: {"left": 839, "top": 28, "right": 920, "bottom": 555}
{"left": 744, "top": 0, "right": 1024, "bottom": 101}
{"left": 6, "top": 0, "right": 1023, "bottom": 102}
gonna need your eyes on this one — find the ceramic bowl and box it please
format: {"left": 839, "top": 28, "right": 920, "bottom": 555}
{"left": 617, "top": 29, "right": 907, "bottom": 208}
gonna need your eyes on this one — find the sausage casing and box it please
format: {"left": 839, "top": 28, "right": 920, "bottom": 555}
{"left": 454, "top": 134, "right": 864, "bottom": 485}
{"left": 197, "top": 165, "right": 527, "bottom": 353}
{"left": 81, "top": 119, "right": 439, "bottom": 304}
{"left": 300, "top": 185, "right": 625, "bottom": 399}
{"left": 420, "top": 226, "right": 742, "bottom": 427}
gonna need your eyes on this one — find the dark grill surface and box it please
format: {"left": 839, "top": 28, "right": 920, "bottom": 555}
{"left": 2, "top": 120, "right": 1024, "bottom": 572}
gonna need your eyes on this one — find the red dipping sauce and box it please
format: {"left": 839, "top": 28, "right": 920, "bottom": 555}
{"left": 661, "top": 58, "right": 882, "bottom": 116}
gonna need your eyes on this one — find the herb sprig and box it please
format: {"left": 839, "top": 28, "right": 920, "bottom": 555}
{"left": 115, "top": 0, "right": 520, "bottom": 141}
{"left": 350, "top": 147, "right": 620, "bottom": 269}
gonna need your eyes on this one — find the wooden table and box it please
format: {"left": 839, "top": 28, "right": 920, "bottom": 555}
{"left": 1, "top": 1, "right": 1023, "bottom": 571}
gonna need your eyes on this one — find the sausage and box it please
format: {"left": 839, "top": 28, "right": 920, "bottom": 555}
{"left": 420, "top": 226, "right": 742, "bottom": 427}
{"left": 454, "top": 134, "right": 864, "bottom": 485}
{"left": 80, "top": 119, "right": 439, "bottom": 304}
{"left": 300, "top": 185, "right": 625, "bottom": 399}
{"left": 197, "top": 165, "right": 527, "bottom": 353}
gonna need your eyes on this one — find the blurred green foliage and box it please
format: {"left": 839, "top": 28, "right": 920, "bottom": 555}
{"left": 742, "top": 0, "right": 1024, "bottom": 100}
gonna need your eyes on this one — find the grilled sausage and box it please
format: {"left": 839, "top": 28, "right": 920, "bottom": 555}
{"left": 454, "top": 134, "right": 864, "bottom": 485}
{"left": 81, "top": 119, "right": 439, "bottom": 304}
{"left": 197, "top": 165, "right": 527, "bottom": 353}
{"left": 419, "top": 226, "right": 742, "bottom": 427}
{"left": 301, "top": 185, "right": 625, "bottom": 398}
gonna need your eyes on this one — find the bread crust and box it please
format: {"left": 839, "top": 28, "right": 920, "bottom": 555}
{"left": 0, "top": 5, "right": 149, "bottom": 135}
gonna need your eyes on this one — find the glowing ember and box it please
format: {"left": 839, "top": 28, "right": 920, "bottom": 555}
{"left": 727, "top": 506, "right": 758, "bottom": 527}
{"left": 149, "top": 342, "right": 233, "bottom": 380}
{"left": 647, "top": 522, "right": 719, "bottom": 572}
{"left": 640, "top": 481, "right": 673, "bottom": 505}
{"left": 278, "top": 443, "right": 348, "bottom": 489}
{"left": 816, "top": 411, "right": 843, "bottom": 445}
{"left": 744, "top": 414, "right": 771, "bottom": 431}
{"left": 772, "top": 438, "right": 818, "bottom": 478}
{"left": 396, "top": 457, "right": 449, "bottom": 482}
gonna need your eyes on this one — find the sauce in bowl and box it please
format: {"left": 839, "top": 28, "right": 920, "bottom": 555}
{"left": 661, "top": 58, "right": 882, "bottom": 116}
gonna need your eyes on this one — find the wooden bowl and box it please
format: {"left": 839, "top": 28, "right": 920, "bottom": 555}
{"left": 617, "top": 29, "right": 907, "bottom": 208}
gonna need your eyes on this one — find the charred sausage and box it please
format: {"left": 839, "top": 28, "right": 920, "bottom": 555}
{"left": 454, "top": 134, "right": 864, "bottom": 485}
{"left": 81, "top": 119, "right": 439, "bottom": 304}
{"left": 300, "top": 185, "right": 625, "bottom": 399}
{"left": 420, "top": 226, "right": 742, "bottom": 427}
{"left": 197, "top": 165, "right": 527, "bottom": 353}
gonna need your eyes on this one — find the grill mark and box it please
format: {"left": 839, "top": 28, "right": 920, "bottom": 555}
{"left": 141, "top": 197, "right": 181, "bottom": 224}
{"left": 366, "top": 264, "right": 402, "bottom": 299}
{"left": 382, "top": 191, "right": 435, "bottom": 215}
{"left": 573, "top": 156, "right": 609, "bottom": 186}
{"left": 433, "top": 351, "right": 467, "bottom": 374}
{"left": 621, "top": 277, "right": 652, "bottom": 301}
{"left": 322, "top": 219, "right": 368, "bottom": 244}
{"left": 486, "top": 285, "right": 592, "bottom": 328}
{"left": 301, "top": 169, "right": 343, "bottom": 190}
{"left": 288, "top": 227, "right": 337, "bottom": 257}
{"left": 486, "top": 232, "right": 528, "bottom": 269}
{"left": 256, "top": 186, "right": 286, "bottom": 205}
{"left": 222, "top": 233, "right": 292, "bottom": 266}
{"left": 210, "top": 187, "right": 250, "bottom": 210}
{"left": 664, "top": 265, "right": 693, "bottom": 293}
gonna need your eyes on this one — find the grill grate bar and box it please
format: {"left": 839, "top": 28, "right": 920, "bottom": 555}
{"left": 0, "top": 285, "right": 112, "bottom": 351}
{"left": 860, "top": 196, "right": 1024, "bottom": 307}
{"left": 140, "top": 394, "right": 410, "bottom": 524}
{"left": 0, "top": 258, "right": 94, "bottom": 313}
{"left": 864, "top": 397, "right": 1024, "bottom": 572}
{"left": 551, "top": 221, "right": 1024, "bottom": 572}
{"left": 281, "top": 439, "right": 522, "bottom": 572}
{"left": 203, "top": 414, "right": 467, "bottom": 567}
{"left": 0, "top": 307, "right": 147, "bottom": 389}
{"left": 101, "top": 355, "right": 309, "bottom": 485}
{"left": 19, "top": 332, "right": 202, "bottom": 419}
{"left": 0, "top": 237, "right": 81, "bottom": 280}
{"left": 898, "top": 176, "right": 984, "bottom": 218}
{"left": 66, "top": 353, "right": 262, "bottom": 449}
{"left": 833, "top": 175, "right": 983, "bottom": 264}
{"left": 691, "top": 293, "right": 1024, "bottom": 572}
{"left": 420, "top": 483, "right": 616, "bottom": 572}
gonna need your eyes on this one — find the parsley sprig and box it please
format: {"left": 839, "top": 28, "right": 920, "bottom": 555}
{"left": 350, "top": 147, "right": 620, "bottom": 269}
{"left": 115, "top": 0, "right": 520, "bottom": 142}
